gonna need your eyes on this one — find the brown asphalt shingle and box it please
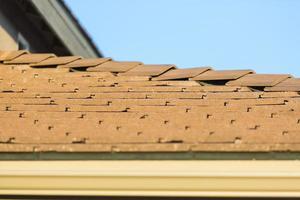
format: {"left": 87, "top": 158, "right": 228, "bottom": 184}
{"left": 59, "top": 58, "right": 111, "bottom": 68}
{"left": 4, "top": 53, "right": 55, "bottom": 64}
{"left": 227, "top": 74, "right": 291, "bottom": 87}
{"left": 152, "top": 67, "right": 211, "bottom": 80}
{"left": 87, "top": 61, "right": 142, "bottom": 73}
{"left": 0, "top": 50, "right": 300, "bottom": 153}
{"left": 0, "top": 50, "right": 28, "bottom": 61}
{"left": 191, "top": 69, "right": 253, "bottom": 81}
{"left": 121, "top": 64, "right": 176, "bottom": 77}
{"left": 264, "top": 78, "right": 300, "bottom": 92}
{"left": 31, "top": 56, "right": 82, "bottom": 67}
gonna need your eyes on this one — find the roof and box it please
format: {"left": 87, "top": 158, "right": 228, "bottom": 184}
{"left": 0, "top": 50, "right": 300, "bottom": 155}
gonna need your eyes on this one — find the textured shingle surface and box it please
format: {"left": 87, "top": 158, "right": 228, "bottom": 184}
{"left": 227, "top": 74, "right": 291, "bottom": 87}
{"left": 191, "top": 70, "right": 253, "bottom": 81}
{"left": 153, "top": 67, "right": 211, "bottom": 80}
{"left": 87, "top": 61, "right": 142, "bottom": 73}
{"left": 31, "top": 56, "right": 82, "bottom": 67}
{"left": 59, "top": 58, "right": 111, "bottom": 69}
{"left": 1, "top": 50, "right": 300, "bottom": 153}
{"left": 4, "top": 53, "right": 55, "bottom": 64}
{"left": 121, "top": 65, "right": 175, "bottom": 77}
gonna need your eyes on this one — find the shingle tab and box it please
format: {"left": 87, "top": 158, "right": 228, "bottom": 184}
{"left": 121, "top": 64, "right": 176, "bottom": 77}
{"left": 59, "top": 58, "right": 111, "bottom": 68}
{"left": 4, "top": 53, "right": 56, "bottom": 64}
{"left": 87, "top": 61, "right": 142, "bottom": 73}
{"left": 152, "top": 67, "right": 211, "bottom": 81}
{"left": 0, "top": 50, "right": 28, "bottom": 61}
{"left": 264, "top": 78, "right": 300, "bottom": 92}
{"left": 191, "top": 70, "right": 253, "bottom": 81}
{"left": 227, "top": 74, "right": 291, "bottom": 87}
{"left": 31, "top": 56, "right": 82, "bottom": 67}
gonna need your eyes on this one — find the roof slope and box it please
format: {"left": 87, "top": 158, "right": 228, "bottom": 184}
{"left": 0, "top": 50, "right": 300, "bottom": 153}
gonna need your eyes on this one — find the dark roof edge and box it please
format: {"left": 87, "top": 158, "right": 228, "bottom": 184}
{"left": 0, "top": 152, "right": 300, "bottom": 160}
{"left": 30, "top": 0, "right": 102, "bottom": 58}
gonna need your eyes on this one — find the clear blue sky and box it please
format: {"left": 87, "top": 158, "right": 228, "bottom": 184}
{"left": 65, "top": 0, "right": 300, "bottom": 76}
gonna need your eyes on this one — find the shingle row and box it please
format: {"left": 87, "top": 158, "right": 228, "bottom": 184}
{"left": 0, "top": 50, "right": 298, "bottom": 91}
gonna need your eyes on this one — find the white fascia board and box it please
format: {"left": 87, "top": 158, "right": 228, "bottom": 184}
{"left": 0, "top": 160, "right": 300, "bottom": 197}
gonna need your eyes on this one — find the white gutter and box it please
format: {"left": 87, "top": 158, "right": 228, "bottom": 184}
{"left": 0, "top": 161, "right": 300, "bottom": 197}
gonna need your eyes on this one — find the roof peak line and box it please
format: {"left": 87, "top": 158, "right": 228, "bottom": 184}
{"left": 0, "top": 50, "right": 298, "bottom": 92}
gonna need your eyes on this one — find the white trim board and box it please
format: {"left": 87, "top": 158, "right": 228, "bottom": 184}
{"left": 0, "top": 160, "right": 300, "bottom": 197}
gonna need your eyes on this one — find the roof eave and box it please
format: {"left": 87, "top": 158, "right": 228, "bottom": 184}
{"left": 30, "top": 0, "right": 102, "bottom": 58}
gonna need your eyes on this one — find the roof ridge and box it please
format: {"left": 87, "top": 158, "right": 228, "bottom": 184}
{"left": 0, "top": 50, "right": 299, "bottom": 92}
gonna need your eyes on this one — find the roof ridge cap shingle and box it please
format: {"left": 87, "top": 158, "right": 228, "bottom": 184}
{"left": 0, "top": 50, "right": 299, "bottom": 91}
